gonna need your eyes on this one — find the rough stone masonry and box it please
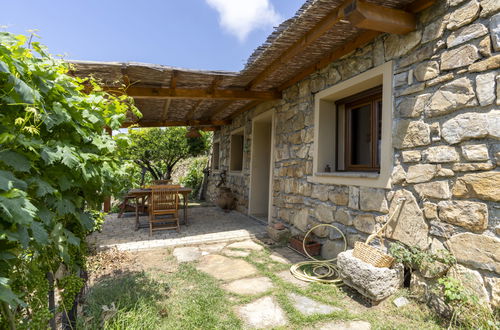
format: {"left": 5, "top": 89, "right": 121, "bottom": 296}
{"left": 207, "top": 0, "right": 500, "bottom": 309}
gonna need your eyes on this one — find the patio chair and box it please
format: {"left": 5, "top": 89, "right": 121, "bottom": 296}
{"left": 149, "top": 185, "right": 180, "bottom": 235}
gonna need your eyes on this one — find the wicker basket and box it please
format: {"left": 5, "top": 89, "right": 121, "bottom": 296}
{"left": 353, "top": 241, "right": 394, "bottom": 268}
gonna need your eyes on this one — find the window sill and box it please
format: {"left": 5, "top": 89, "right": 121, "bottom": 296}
{"left": 314, "top": 171, "right": 379, "bottom": 179}
{"left": 229, "top": 171, "right": 244, "bottom": 176}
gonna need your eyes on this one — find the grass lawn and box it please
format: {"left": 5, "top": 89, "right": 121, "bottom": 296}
{"left": 78, "top": 243, "right": 446, "bottom": 329}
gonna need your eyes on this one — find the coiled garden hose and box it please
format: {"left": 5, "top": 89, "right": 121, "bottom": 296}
{"left": 289, "top": 223, "right": 347, "bottom": 284}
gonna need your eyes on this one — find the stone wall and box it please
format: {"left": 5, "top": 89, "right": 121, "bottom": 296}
{"left": 206, "top": 0, "right": 500, "bottom": 308}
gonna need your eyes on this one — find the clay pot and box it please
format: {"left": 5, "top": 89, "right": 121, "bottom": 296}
{"left": 273, "top": 222, "right": 285, "bottom": 230}
{"left": 216, "top": 187, "right": 236, "bottom": 211}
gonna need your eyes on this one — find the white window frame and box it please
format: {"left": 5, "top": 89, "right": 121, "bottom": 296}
{"left": 309, "top": 61, "right": 394, "bottom": 188}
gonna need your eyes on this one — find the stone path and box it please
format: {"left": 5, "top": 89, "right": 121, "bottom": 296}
{"left": 169, "top": 239, "right": 369, "bottom": 329}
{"left": 87, "top": 207, "right": 267, "bottom": 251}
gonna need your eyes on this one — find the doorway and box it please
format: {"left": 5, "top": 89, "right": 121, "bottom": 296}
{"left": 249, "top": 111, "right": 274, "bottom": 223}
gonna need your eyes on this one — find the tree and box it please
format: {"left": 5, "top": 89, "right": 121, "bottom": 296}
{"left": 0, "top": 31, "right": 138, "bottom": 328}
{"left": 124, "top": 127, "right": 210, "bottom": 185}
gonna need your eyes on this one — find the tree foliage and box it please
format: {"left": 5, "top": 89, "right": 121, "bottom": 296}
{"left": 123, "top": 127, "right": 210, "bottom": 184}
{"left": 0, "top": 32, "right": 139, "bottom": 328}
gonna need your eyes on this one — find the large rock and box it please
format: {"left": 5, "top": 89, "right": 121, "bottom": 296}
{"left": 288, "top": 293, "right": 340, "bottom": 316}
{"left": 237, "top": 296, "right": 288, "bottom": 328}
{"left": 452, "top": 171, "right": 500, "bottom": 202}
{"left": 328, "top": 187, "right": 349, "bottom": 205}
{"left": 406, "top": 164, "right": 439, "bottom": 183}
{"left": 337, "top": 250, "right": 404, "bottom": 301}
{"left": 414, "top": 181, "right": 451, "bottom": 199}
{"left": 423, "top": 146, "right": 459, "bottom": 163}
{"left": 321, "top": 239, "right": 347, "bottom": 260}
{"left": 447, "top": 23, "right": 488, "bottom": 48}
{"left": 437, "top": 200, "right": 488, "bottom": 231}
{"left": 476, "top": 72, "right": 496, "bottom": 106}
{"left": 393, "top": 120, "right": 430, "bottom": 149}
{"left": 385, "top": 190, "right": 430, "bottom": 249}
{"left": 196, "top": 255, "right": 258, "bottom": 281}
{"left": 484, "top": 277, "right": 500, "bottom": 309}
{"left": 359, "top": 187, "right": 389, "bottom": 213}
{"left": 414, "top": 62, "right": 439, "bottom": 81}
{"left": 335, "top": 208, "right": 353, "bottom": 226}
{"left": 402, "top": 150, "right": 422, "bottom": 163}
{"left": 397, "top": 93, "right": 431, "bottom": 118}
{"left": 447, "top": 0, "right": 480, "bottom": 30}
{"left": 425, "top": 77, "right": 477, "bottom": 117}
{"left": 384, "top": 31, "right": 422, "bottom": 60}
{"left": 348, "top": 186, "right": 359, "bottom": 209}
{"left": 481, "top": 0, "right": 500, "bottom": 18}
{"left": 422, "top": 19, "right": 445, "bottom": 43}
{"left": 223, "top": 277, "right": 274, "bottom": 295}
{"left": 461, "top": 144, "right": 489, "bottom": 161}
{"left": 440, "top": 45, "right": 480, "bottom": 70}
{"left": 451, "top": 161, "right": 495, "bottom": 171}
{"left": 447, "top": 233, "right": 500, "bottom": 273}
{"left": 448, "top": 264, "right": 490, "bottom": 303}
{"left": 173, "top": 247, "right": 202, "bottom": 263}
{"left": 292, "top": 208, "right": 309, "bottom": 232}
{"left": 441, "top": 112, "right": 488, "bottom": 144}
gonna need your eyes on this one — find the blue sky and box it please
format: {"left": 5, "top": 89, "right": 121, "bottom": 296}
{"left": 1, "top": 0, "right": 303, "bottom": 71}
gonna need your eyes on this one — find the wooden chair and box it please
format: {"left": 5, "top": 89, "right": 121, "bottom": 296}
{"left": 149, "top": 186, "right": 180, "bottom": 235}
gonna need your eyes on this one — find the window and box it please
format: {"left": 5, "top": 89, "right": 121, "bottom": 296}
{"left": 212, "top": 142, "right": 220, "bottom": 170}
{"left": 311, "top": 61, "right": 393, "bottom": 188}
{"left": 230, "top": 131, "right": 244, "bottom": 171}
{"left": 336, "top": 86, "right": 382, "bottom": 172}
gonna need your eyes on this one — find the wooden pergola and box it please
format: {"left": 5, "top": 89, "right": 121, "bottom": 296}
{"left": 70, "top": 0, "right": 434, "bottom": 129}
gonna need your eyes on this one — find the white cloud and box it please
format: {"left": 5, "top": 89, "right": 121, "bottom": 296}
{"left": 206, "top": 0, "right": 282, "bottom": 42}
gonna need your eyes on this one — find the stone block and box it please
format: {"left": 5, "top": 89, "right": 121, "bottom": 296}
{"left": 348, "top": 186, "right": 359, "bottom": 209}
{"left": 447, "top": 0, "right": 480, "bottom": 30}
{"left": 422, "top": 20, "right": 446, "bottom": 43}
{"left": 423, "top": 202, "right": 438, "bottom": 219}
{"left": 321, "top": 239, "right": 346, "bottom": 260}
{"left": 391, "top": 165, "right": 406, "bottom": 185}
{"left": 359, "top": 187, "right": 389, "bottom": 213}
{"left": 414, "top": 61, "right": 439, "bottom": 82}
{"left": 328, "top": 187, "right": 349, "bottom": 205}
{"left": 292, "top": 209, "right": 309, "bottom": 232}
{"left": 451, "top": 161, "right": 495, "bottom": 171}
{"left": 414, "top": 181, "right": 451, "bottom": 199}
{"left": 337, "top": 250, "right": 404, "bottom": 301}
{"left": 468, "top": 54, "right": 500, "bottom": 72}
{"left": 478, "top": 35, "right": 492, "bottom": 57}
{"left": 402, "top": 150, "right": 421, "bottom": 162}
{"left": 447, "top": 23, "right": 488, "bottom": 48}
{"left": 476, "top": 72, "right": 496, "bottom": 106}
{"left": 406, "top": 164, "right": 439, "bottom": 183}
{"left": 440, "top": 44, "right": 480, "bottom": 70}
{"left": 423, "top": 146, "right": 459, "bottom": 163}
{"left": 437, "top": 200, "right": 488, "bottom": 231}
{"left": 452, "top": 171, "right": 500, "bottom": 202}
{"left": 491, "top": 13, "right": 500, "bottom": 51}
{"left": 425, "top": 77, "right": 477, "bottom": 118}
{"left": 311, "top": 184, "right": 330, "bottom": 201}
{"left": 484, "top": 276, "right": 500, "bottom": 309}
{"left": 393, "top": 120, "right": 431, "bottom": 149}
{"left": 335, "top": 208, "right": 353, "bottom": 226}
{"left": 461, "top": 144, "right": 489, "bottom": 161}
{"left": 397, "top": 93, "right": 430, "bottom": 118}
{"left": 429, "top": 220, "right": 457, "bottom": 238}
{"left": 315, "top": 203, "right": 335, "bottom": 223}
{"left": 353, "top": 214, "right": 376, "bottom": 234}
{"left": 442, "top": 112, "right": 488, "bottom": 144}
{"left": 384, "top": 31, "right": 422, "bottom": 60}
{"left": 481, "top": 0, "right": 500, "bottom": 17}
{"left": 447, "top": 233, "right": 500, "bottom": 273}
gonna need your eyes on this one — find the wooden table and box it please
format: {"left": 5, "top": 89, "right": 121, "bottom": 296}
{"left": 127, "top": 187, "right": 192, "bottom": 230}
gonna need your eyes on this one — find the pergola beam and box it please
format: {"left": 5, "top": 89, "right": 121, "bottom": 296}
{"left": 122, "top": 86, "right": 281, "bottom": 100}
{"left": 339, "top": 0, "right": 416, "bottom": 34}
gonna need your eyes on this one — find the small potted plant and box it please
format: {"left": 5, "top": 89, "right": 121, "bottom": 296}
{"left": 289, "top": 234, "right": 322, "bottom": 256}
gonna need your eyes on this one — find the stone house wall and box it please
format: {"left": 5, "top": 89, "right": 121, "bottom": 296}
{"left": 206, "top": 0, "right": 500, "bottom": 308}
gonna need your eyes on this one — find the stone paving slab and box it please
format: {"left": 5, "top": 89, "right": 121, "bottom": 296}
{"left": 237, "top": 296, "right": 287, "bottom": 328}
{"left": 196, "top": 255, "right": 257, "bottom": 281}
{"left": 223, "top": 277, "right": 274, "bottom": 295}
{"left": 226, "top": 240, "right": 264, "bottom": 251}
{"left": 288, "top": 292, "right": 341, "bottom": 316}
{"left": 87, "top": 207, "right": 267, "bottom": 251}
{"left": 275, "top": 270, "right": 309, "bottom": 288}
{"left": 270, "top": 247, "right": 308, "bottom": 264}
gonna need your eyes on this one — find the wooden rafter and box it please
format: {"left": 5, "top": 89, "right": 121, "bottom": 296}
{"left": 170, "top": 70, "right": 178, "bottom": 89}
{"left": 122, "top": 119, "right": 231, "bottom": 128}
{"left": 160, "top": 99, "right": 171, "bottom": 122}
{"left": 279, "top": 30, "right": 381, "bottom": 91}
{"left": 246, "top": 7, "right": 342, "bottom": 89}
{"left": 339, "top": 0, "right": 415, "bottom": 34}
{"left": 121, "top": 86, "right": 281, "bottom": 100}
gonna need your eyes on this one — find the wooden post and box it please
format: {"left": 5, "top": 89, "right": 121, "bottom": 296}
{"left": 103, "top": 127, "right": 112, "bottom": 212}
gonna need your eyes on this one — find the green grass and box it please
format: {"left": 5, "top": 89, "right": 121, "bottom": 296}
{"left": 79, "top": 245, "right": 447, "bottom": 329}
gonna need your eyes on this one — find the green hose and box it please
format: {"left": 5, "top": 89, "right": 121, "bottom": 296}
{"left": 289, "top": 223, "right": 347, "bottom": 284}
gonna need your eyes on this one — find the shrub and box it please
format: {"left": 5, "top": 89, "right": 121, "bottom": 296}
{"left": 180, "top": 157, "right": 208, "bottom": 199}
